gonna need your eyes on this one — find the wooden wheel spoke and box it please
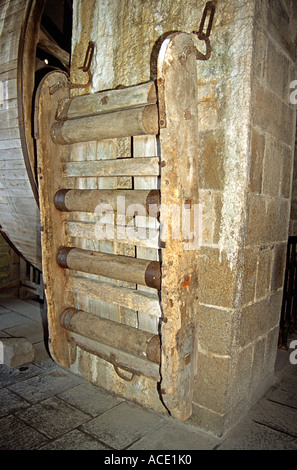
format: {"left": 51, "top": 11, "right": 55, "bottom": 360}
{"left": 38, "top": 24, "right": 70, "bottom": 69}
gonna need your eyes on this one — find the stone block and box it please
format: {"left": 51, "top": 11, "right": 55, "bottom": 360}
{"left": 199, "top": 189, "right": 222, "bottom": 246}
{"left": 267, "top": 0, "right": 296, "bottom": 61}
{"left": 240, "top": 247, "right": 258, "bottom": 305}
{"left": 271, "top": 242, "right": 287, "bottom": 292}
{"left": 266, "top": 39, "right": 291, "bottom": 100}
{"left": 250, "top": 336, "right": 266, "bottom": 395}
{"left": 281, "top": 145, "right": 294, "bottom": 199}
{"left": 198, "top": 247, "right": 238, "bottom": 308}
{"left": 0, "top": 337, "right": 35, "bottom": 368}
{"left": 255, "top": 245, "right": 273, "bottom": 300}
{"left": 193, "top": 345, "right": 253, "bottom": 416}
{"left": 262, "top": 138, "right": 283, "bottom": 198}
{"left": 252, "top": 24, "right": 267, "bottom": 81}
{"left": 236, "top": 291, "right": 283, "bottom": 348}
{"left": 252, "top": 83, "right": 295, "bottom": 146}
{"left": 245, "top": 195, "right": 290, "bottom": 246}
{"left": 248, "top": 127, "right": 265, "bottom": 194}
{"left": 196, "top": 305, "right": 235, "bottom": 356}
{"left": 245, "top": 194, "right": 268, "bottom": 245}
{"left": 193, "top": 352, "right": 230, "bottom": 414}
{"left": 198, "top": 130, "right": 225, "bottom": 190}
{"left": 191, "top": 394, "right": 250, "bottom": 438}
{"left": 264, "top": 325, "right": 280, "bottom": 375}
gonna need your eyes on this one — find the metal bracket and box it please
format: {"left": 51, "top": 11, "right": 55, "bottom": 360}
{"left": 69, "top": 41, "right": 95, "bottom": 89}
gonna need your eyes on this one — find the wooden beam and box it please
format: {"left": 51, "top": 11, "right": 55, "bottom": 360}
{"left": 55, "top": 81, "right": 157, "bottom": 120}
{"left": 54, "top": 188, "right": 160, "bottom": 217}
{"left": 60, "top": 307, "right": 161, "bottom": 364}
{"left": 68, "top": 332, "right": 160, "bottom": 380}
{"left": 57, "top": 247, "right": 161, "bottom": 290}
{"left": 38, "top": 25, "right": 70, "bottom": 69}
{"left": 64, "top": 156, "right": 160, "bottom": 177}
{"left": 51, "top": 105, "right": 159, "bottom": 145}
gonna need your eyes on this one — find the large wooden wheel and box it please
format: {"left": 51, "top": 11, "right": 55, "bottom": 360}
{"left": 0, "top": 0, "right": 71, "bottom": 269}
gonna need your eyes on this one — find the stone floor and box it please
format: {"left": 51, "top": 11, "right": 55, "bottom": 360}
{"left": 0, "top": 295, "right": 297, "bottom": 451}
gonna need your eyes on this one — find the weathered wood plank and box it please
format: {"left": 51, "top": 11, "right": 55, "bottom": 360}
{"left": 66, "top": 220, "right": 160, "bottom": 249}
{"left": 65, "top": 156, "right": 160, "bottom": 177}
{"left": 157, "top": 33, "right": 199, "bottom": 421}
{"left": 67, "top": 275, "right": 161, "bottom": 319}
{"left": 36, "top": 70, "right": 75, "bottom": 368}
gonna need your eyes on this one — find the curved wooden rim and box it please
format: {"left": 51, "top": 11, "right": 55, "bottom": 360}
{"left": 17, "top": 0, "right": 46, "bottom": 207}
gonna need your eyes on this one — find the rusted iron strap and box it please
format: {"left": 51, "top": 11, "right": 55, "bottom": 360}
{"left": 69, "top": 41, "right": 95, "bottom": 89}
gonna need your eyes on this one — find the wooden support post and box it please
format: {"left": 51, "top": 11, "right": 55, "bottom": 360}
{"left": 157, "top": 33, "right": 199, "bottom": 421}
{"left": 54, "top": 188, "right": 160, "bottom": 217}
{"left": 51, "top": 105, "right": 159, "bottom": 144}
{"left": 57, "top": 247, "right": 161, "bottom": 290}
{"left": 60, "top": 307, "right": 161, "bottom": 364}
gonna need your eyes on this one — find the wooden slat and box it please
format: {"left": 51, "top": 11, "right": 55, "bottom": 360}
{"left": 66, "top": 220, "right": 160, "bottom": 249}
{"left": 65, "top": 156, "right": 160, "bottom": 177}
{"left": 67, "top": 276, "right": 161, "bottom": 319}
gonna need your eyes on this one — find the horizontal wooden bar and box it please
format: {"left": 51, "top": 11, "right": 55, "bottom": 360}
{"left": 60, "top": 307, "right": 161, "bottom": 364}
{"left": 57, "top": 247, "right": 161, "bottom": 290}
{"left": 54, "top": 188, "right": 160, "bottom": 217}
{"left": 55, "top": 81, "right": 157, "bottom": 120}
{"left": 51, "top": 104, "right": 159, "bottom": 144}
{"left": 64, "top": 156, "right": 160, "bottom": 177}
{"left": 67, "top": 276, "right": 162, "bottom": 318}
{"left": 68, "top": 332, "right": 160, "bottom": 380}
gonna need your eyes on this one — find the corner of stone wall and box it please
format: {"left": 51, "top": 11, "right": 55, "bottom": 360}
{"left": 191, "top": 0, "right": 297, "bottom": 437}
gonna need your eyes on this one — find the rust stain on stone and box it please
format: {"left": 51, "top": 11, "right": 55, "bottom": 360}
{"left": 182, "top": 274, "right": 191, "bottom": 288}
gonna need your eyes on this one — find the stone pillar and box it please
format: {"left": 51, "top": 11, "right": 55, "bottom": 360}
{"left": 192, "top": 0, "right": 297, "bottom": 436}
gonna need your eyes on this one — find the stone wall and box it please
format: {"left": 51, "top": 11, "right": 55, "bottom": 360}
{"left": 70, "top": 0, "right": 297, "bottom": 436}
{"left": 192, "top": 0, "right": 297, "bottom": 435}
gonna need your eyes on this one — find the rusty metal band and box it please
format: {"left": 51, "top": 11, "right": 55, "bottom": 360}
{"left": 56, "top": 246, "right": 74, "bottom": 269}
{"left": 54, "top": 189, "right": 71, "bottom": 211}
{"left": 146, "top": 189, "right": 161, "bottom": 217}
{"left": 145, "top": 261, "right": 161, "bottom": 290}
